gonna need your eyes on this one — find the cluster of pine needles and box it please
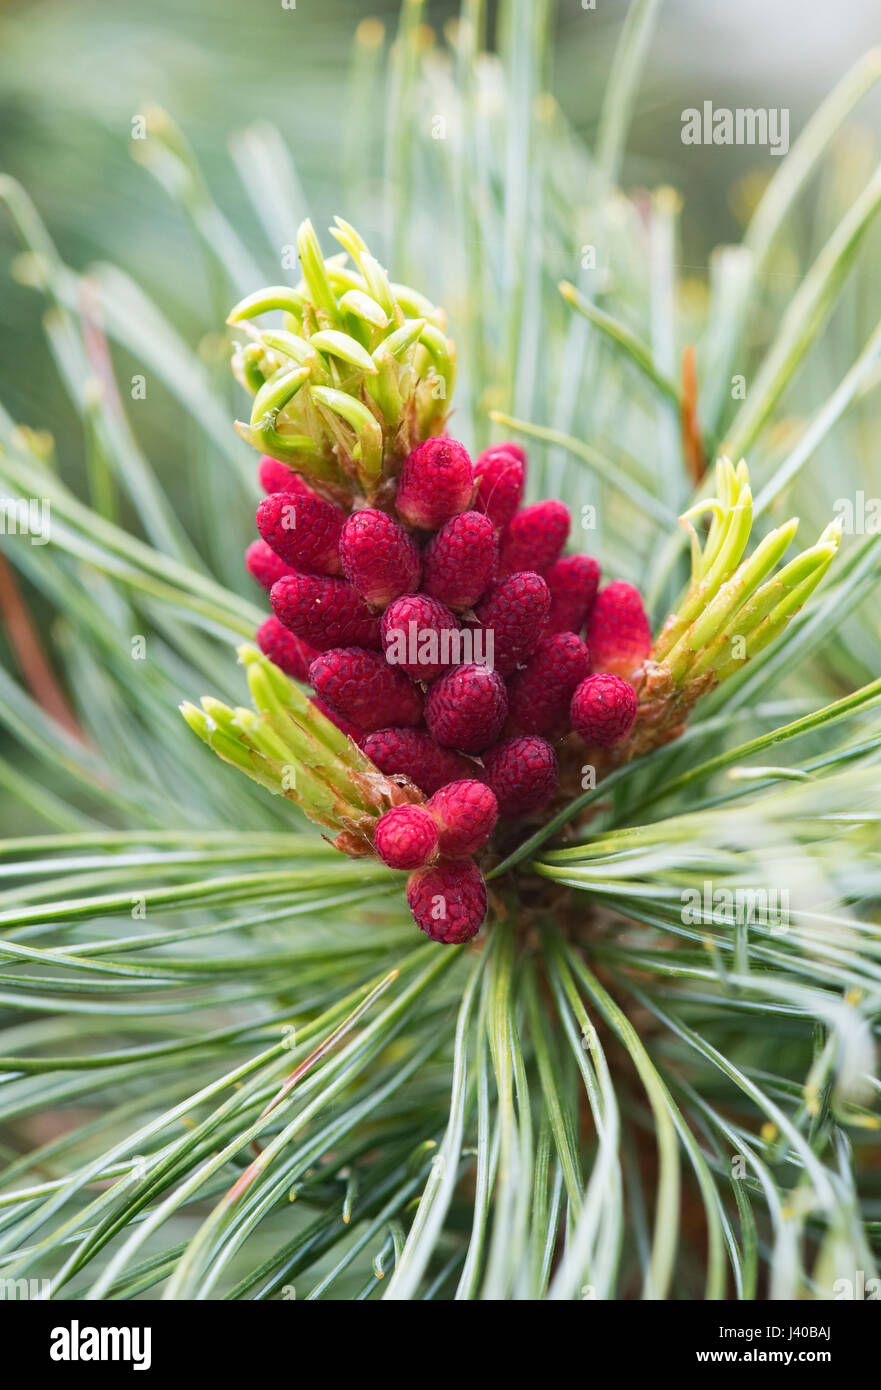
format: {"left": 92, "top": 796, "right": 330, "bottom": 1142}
{"left": 0, "top": 1, "right": 879, "bottom": 1299}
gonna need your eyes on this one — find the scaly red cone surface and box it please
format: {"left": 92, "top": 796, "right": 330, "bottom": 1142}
{"left": 545, "top": 554, "right": 601, "bottom": 634}
{"left": 427, "top": 780, "right": 498, "bottom": 856}
{"left": 381, "top": 593, "right": 461, "bottom": 681}
{"left": 394, "top": 437, "right": 474, "bottom": 530}
{"left": 257, "top": 455, "right": 315, "bottom": 497}
{"left": 481, "top": 735, "right": 558, "bottom": 818}
{"left": 506, "top": 630, "right": 590, "bottom": 738}
{"left": 474, "top": 571, "right": 550, "bottom": 675}
{"left": 499, "top": 500, "right": 570, "bottom": 576}
{"left": 256, "top": 615, "right": 317, "bottom": 682}
{"left": 421, "top": 511, "right": 498, "bottom": 612}
{"left": 308, "top": 648, "right": 424, "bottom": 731}
{"left": 339, "top": 508, "right": 422, "bottom": 607}
{"left": 406, "top": 858, "right": 488, "bottom": 944}
{"left": 586, "top": 580, "right": 651, "bottom": 680}
{"left": 246, "top": 539, "right": 295, "bottom": 593}
{"left": 570, "top": 672, "right": 638, "bottom": 747}
{"left": 473, "top": 445, "right": 525, "bottom": 529}
{"left": 374, "top": 804, "right": 440, "bottom": 870}
{"left": 362, "top": 728, "right": 476, "bottom": 796}
{"left": 270, "top": 573, "right": 382, "bottom": 651}
{"left": 425, "top": 663, "right": 508, "bottom": 754}
{"left": 256, "top": 491, "right": 346, "bottom": 576}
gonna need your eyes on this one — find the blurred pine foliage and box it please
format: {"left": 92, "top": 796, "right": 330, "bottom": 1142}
{"left": 0, "top": 0, "right": 879, "bottom": 1299}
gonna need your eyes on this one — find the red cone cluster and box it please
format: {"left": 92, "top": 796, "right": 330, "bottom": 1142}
{"left": 249, "top": 439, "right": 650, "bottom": 944}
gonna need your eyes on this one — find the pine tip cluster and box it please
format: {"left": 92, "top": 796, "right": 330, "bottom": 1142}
{"left": 239, "top": 427, "right": 654, "bottom": 941}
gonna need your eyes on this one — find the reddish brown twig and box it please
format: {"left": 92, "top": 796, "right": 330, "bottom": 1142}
{"left": 0, "top": 550, "right": 86, "bottom": 742}
{"left": 680, "top": 344, "right": 706, "bottom": 485}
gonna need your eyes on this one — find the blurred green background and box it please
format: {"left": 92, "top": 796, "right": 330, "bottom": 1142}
{"left": 0, "top": 1, "right": 879, "bottom": 1300}
{"left": 2, "top": 0, "right": 879, "bottom": 446}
